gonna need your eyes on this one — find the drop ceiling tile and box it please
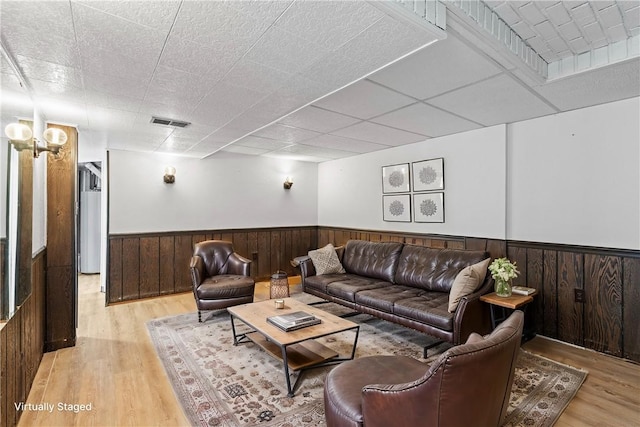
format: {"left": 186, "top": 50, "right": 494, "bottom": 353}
{"left": 29, "top": 79, "right": 85, "bottom": 100}
{"left": 73, "top": 2, "right": 166, "bottom": 63}
{"left": 83, "top": 70, "right": 148, "bottom": 100}
{"left": 145, "top": 67, "right": 211, "bottom": 109}
{"left": 369, "top": 36, "right": 502, "bottom": 100}
{"left": 332, "top": 121, "right": 426, "bottom": 146}
{"left": 222, "top": 145, "right": 271, "bottom": 156}
{"left": 300, "top": 134, "right": 388, "bottom": 154}
{"left": 80, "top": 47, "right": 156, "bottom": 82}
{"left": 518, "top": 2, "right": 546, "bottom": 26}
{"left": 244, "top": 26, "right": 329, "bottom": 75}
{"left": 223, "top": 0, "right": 294, "bottom": 25}
{"left": 3, "top": 28, "right": 81, "bottom": 69}
{"left": 428, "top": 74, "right": 557, "bottom": 126}
{"left": 299, "top": 50, "right": 376, "bottom": 90}
{"left": 158, "top": 35, "right": 240, "bottom": 80}
{"left": 15, "top": 55, "right": 83, "bottom": 88}
{"left": 156, "top": 135, "right": 198, "bottom": 152}
{"left": 76, "top": 0, "right": 181, "bottom": 31}
{"left": 276, "top": 143, "right": 354, "bottom": 159}
{"left": 1, "top": 1, "right": 75, "bottom": 41}
{"left": 274, "top": 1, "right": 384, "bottom": 50}
{"left": 191, "top": 82, "right": 269, "bottom": 123}
{"left": 221, "top": 59, "right": 292, "bottom": 94}
{"left": 371, "top": 103, "right": 481, "bottom": 137}
{"left": 234, "top": 135, "right": 291, "bottom": 150}
{"left": 337, "top": 14, "right": 438, "bottom": 78}
{"left": 253, "top": 124, "right": 321, "bottom": 143}
{"left": 278, "top": 106, "right": 361, "bottom": 133}
{"left": 313, "top": 80, "right": 415, "bottom": 120}
{"left": 170, "top": 1, "right": 269, "bottom": 51}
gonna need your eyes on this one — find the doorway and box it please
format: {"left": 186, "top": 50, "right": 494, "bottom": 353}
{"left": 78, "top": 162, "right": 102, "bottom": 291}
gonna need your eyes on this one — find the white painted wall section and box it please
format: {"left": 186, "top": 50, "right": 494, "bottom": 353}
{"left": 507, "top": 97, "right": 640, "bottom": 250}
{"left": 318, "top": 125, "right": 507, "bottom": 239}
{"left": 109, "top": 151, "right": 318, "bottom": 234}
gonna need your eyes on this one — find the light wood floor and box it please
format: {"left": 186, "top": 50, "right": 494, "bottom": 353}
{"left": 17, "top": 274, "right": 640, "bottom": 426}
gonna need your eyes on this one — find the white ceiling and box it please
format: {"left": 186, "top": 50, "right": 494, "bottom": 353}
{"left": 1, "top": 0, "right": 639, "bottom": 163}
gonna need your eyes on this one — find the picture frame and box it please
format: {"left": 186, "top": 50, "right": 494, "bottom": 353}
{"left": 412, "top": 158, "right": 444, "bottom": 192}
{"left": 413, "top": 192, "right": 444, "bottom": 223}
{"left": 383, "top": 194, "right": 411, "bottom": 222}
{"left": 382, "top": 163, "right": 410, "bottom": 193}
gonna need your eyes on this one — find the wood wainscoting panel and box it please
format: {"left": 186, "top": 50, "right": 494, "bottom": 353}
{"left": 557, "top": 251, "right": 584, "bottom": 347}
{"left": 1, "top": 251, "right": 46, "bottom": 426}
{"left": 45, "top": 266, "right": 76, "bottom": 352}
{"left": 159, "top": 236, "right": 176, "bottom": 295}
{"left": 174, "top": 235, "right": 193, "bottom": 293}
{"left": 584, "top": 254, "right": 622, "bottom": 357}
{"left": 623, "top": 257, "right": 640, "bottom": 361}
{"left": 542, "top": 250, "right": 558, "bottom": 339}
{"left": 139, "top": 237, "right": 160, "bottom": 298}
{"left": 107, "top": 226, "right": 318, "bottom": 305}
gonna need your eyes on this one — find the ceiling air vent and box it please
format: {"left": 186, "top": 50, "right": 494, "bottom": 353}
{"left": 150, "top": 116, "right": 191, "bottom": 128}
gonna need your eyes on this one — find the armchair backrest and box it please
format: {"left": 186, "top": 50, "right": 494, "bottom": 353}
{"left": 193, "top": 240, "right": 236, "bottom": 277}
{"left": 362, "top": 310, "right": 524, "bottom": 427}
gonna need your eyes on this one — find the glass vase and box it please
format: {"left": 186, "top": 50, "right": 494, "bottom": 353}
{"left": 495, "top": 279, "right": 512, "bottom": 297}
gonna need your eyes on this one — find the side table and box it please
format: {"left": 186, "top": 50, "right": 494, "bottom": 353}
{"left": 480, "top": 290, "right": 538, "bottom": 342}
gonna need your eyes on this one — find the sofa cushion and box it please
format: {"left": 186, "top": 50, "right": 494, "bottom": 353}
{"left": 326, "top": 276, "right": 390, "bottom": 303}
{"left": 341, "top": 240, "right": 403, "bottom": 283}
{"left": 448, "top": 257, "right": 491, "bottom": 313}
{"left": 308, "top": 243, "right": 346, "bottom": 275}
{"left": 393, "top": 292, "right": 454, "bottom": 331}
{"left": 304, "top": 274, "right": 350, "bottom": 294}
{"left": 394, "top": 245, "right": 489, "bottom": 293}
{"left": 355, "top": 286, "right": 426, "bottom": 314}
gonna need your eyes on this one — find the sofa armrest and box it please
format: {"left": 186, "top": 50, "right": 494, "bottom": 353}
{"left": 452, "top": 277, "right": 494, "bottom": 344}
{"left": 190, "top": 256, "right": 205, "bottom": 289}
{"left": 227, "top": 253, "right": 252, "bottom": 276}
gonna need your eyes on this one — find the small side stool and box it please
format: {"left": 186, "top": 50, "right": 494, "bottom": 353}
{"left": 269, "top": 270, "right": 290, "bottom": 299}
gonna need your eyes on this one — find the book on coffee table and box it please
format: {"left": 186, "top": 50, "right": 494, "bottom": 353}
{"left": 267, "top": 311, "right": 321, "bottom": 332}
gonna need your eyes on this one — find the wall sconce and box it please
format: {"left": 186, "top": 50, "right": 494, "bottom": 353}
{"left": 164, "top": 166, "right": 176, "bottom": 184}
{"left": 4, "top": 122, "right": 67, "bottom": 158}
{"left": 283, "top": 177, "right": 293, "bottom": 190}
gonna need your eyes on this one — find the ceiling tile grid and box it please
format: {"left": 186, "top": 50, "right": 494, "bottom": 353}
{"left": 1, "top": 0, "right": 637, "bottom": 163}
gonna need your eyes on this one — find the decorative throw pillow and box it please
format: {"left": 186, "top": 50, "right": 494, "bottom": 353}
{"left": 448, "top": 257, "right": 491, "bottom": 313}
{"left": 308, "top": 243, "right": 346, "bottom": 275}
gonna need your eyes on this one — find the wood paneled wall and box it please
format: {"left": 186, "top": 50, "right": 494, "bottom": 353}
{"left": 0, "top": 250, "right": 46, "bottom": 427}
{"left": 507, "top": 242, "right": 640, "bottom": 362}
{"left": 107, "top": 226, "right": 317, "bottom": 304}
{"left": 317, "top": 226, "right": 507, "bottom": 259}
{"left": 45, "top": 125, "right": 77, "bottom": 352}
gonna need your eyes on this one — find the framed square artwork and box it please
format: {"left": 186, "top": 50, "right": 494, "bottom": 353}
{"left": 382, "top": 163, "right": 410, "bottom": 193}
{"left": 412, "top": 158, "right": 444, "bottom": 192}
{"left": 383, "top": 194, "right": 411, "bottom": 222}
{"left": 413, "top": 192, "right": 444, "bottom": 223}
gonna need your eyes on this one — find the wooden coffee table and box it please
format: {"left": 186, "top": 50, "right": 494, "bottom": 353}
{"left": 227, "top": 298, "right": 359, "bottom": 397}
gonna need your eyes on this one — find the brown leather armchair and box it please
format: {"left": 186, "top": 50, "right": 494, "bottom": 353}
{"left": 324, "top": 310, "right": 524, "bottom": 427}
{"left": 189, "top": 240, "right": 255, "bottom": 322}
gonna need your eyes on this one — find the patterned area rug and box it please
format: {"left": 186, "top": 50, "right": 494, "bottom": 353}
{"left": 147, "top": 300, "right": 587, "bottom": 427}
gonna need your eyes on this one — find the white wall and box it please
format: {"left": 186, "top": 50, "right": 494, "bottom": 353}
{"left": 507, "top": 97, "right": 640, "bottom": 250}
{"left": 109, "top": 150, "right": 318, "bottom": 233}
{"left": 318, "top": 125, "right": 507, "bottom": 239}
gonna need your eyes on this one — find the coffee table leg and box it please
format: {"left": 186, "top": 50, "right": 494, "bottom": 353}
{"left": 280, "top": 345, "right": 295, "bottom": 397}
{"left": 349, "top": 326, "right": 360, "bottom": 359}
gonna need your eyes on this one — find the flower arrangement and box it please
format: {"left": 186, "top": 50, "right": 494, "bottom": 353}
{"left": 488, "top": 258, "right": 520, "bottom": 282}
{"left": 488, "top": 258, "right": 520, "bottom": 297}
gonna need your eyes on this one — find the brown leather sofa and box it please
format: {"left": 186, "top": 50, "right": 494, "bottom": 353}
{"left": 190, "top": 240, "right": 255, "bottom": 322}
{"left": 324, "top": 310, "right": 524, "bottom": 427}
{"left": 297, "top": 240, "right": 493, "bottom": 346}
